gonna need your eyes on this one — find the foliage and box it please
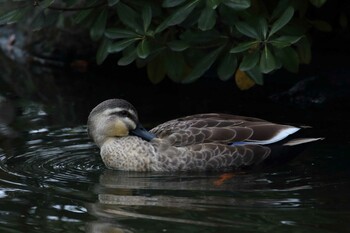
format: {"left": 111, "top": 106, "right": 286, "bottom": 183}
{"left": 0, "top": 0, "right": 331, "bottom": 87}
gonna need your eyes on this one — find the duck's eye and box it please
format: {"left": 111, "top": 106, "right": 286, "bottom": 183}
{"left": 109, "top": 110, "right": 129, "bottom": 117}
{"left": 119, "top": 110, "right": 129, "bottom": 117}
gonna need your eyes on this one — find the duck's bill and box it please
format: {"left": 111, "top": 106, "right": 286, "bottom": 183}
{"left": 130, "top": 123, "right": 156, "bottom": 141}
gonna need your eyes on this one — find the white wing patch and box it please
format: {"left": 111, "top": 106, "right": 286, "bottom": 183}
{"left": 246, "top": 126, "right": 300, "bottom": 145}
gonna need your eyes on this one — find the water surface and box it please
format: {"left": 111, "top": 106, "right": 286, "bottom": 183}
{"left": 0, "top": 100, "right": 349, "bottom": 233}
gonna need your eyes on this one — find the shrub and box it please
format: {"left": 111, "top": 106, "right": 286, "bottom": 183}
{"left": 0, "top": 0, "right": 330, "bottom": 87}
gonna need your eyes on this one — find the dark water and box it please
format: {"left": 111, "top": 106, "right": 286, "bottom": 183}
{"left": 1, "top": 99, "right": 350, "bottom": 233}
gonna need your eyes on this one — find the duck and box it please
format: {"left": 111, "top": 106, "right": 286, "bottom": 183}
{"left": 87, "top": 99, "right": 323, "bottom": 172}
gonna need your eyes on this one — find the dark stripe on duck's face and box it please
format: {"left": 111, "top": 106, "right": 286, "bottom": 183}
{"left": 130, "top": 123, "right": 156, "bottom": 141}
{"left": 108, "top": 109, "right": 137, "bottom": 122}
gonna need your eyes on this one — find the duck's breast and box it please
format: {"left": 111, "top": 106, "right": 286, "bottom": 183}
{"left": 100, "top": 137, "right": 155, "bottom": 171}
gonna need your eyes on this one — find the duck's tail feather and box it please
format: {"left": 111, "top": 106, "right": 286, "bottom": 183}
{"left": 283, "top": 137, "right": 324, "bottom": 146}
{"left": 261, "top": 137, "right": 324, "bottom": 166}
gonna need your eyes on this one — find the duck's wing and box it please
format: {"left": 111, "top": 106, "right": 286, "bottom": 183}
{"left": 152, "top": 140, "right": 271, "bottom": 171}
{"left": 150, "top": 113, "right": 299, "bottom": 146}
{"left": 185, "top": 143, "right": 271, "bottom": 170}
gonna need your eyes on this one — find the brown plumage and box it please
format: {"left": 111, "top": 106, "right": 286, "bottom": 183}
{"left": 87, "top": 99, "right": 322, "bottom": 172}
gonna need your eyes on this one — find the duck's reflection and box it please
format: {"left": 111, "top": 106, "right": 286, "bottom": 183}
{"left": 85, "top": 169, "right": 281, "bottom": 232}
{"left": 85, "top": 221, "right": 133, "bottom": 233}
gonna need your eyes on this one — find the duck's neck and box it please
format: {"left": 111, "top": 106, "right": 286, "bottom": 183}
{"left": 94, "top": 135, "right": 120, "bottom": 148}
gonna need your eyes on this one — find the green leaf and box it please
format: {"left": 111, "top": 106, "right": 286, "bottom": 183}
{"left": 222, "top": 0, "right": 251, "bottom": 10}
{"left": 230, "top": 41, "right": 258, "bottom": 53}
{"left": 0, "top": 7, "right": 29, "bottom": 25}
{"left": 162, "top": 0, "right": 187, "bottom": 8}
{"left": 269, "top": 6, "right": 294, "bottom": 37}
{"left": 246, "top": 67, "right": 263, "bottom": 85}
{"left": 136, "top": 40, "right": 150, "bottom": 59}
{"left": 167, "top": 40, "right": 189, "bottom": 51}
{"left": 271, "top": 0, "right": 289, "bottom": 20}
{"left": 275, "top": 47, "right": 299, "bottom": 73}
{"left": 147, "top": 55, "right": 166, "bottom": 84}
{"left": 90, "top": 9, "right": 108, "bottom": 41}
{"left": 309, "top": 0, "right": 327, "bottom": 8}
{"left": 145, "top": 30, "right": 155, "bottom": 37}
{"left": 117, "top": 2, "right": 142, "bottom": 32}
{"left": 165, "top": 51, "right": 186, "bottom": 82}
{"left": 31, "top": 10, "right": 59, "bottom": 31}
{"left": 273, "top": 56, "right": 283, "bottom": 70}
{"left": 40, "top": 0, "right": 55, "bottom": 8}
{"left": 257, "top": 17, "right": 268, "bottom": 40}
{"left": 118, "top": 46, "right": 137, "bottom": 66}
{"left": 236, "top": 21, "right": 259, "bottom": 39}
{"left": 142, "top": 6, "right": 152, "bottom": 32}
{"left": 96, "top": 38, "right": 111, "bottom": 65}
{"left": 270, "top": 35, "right": 302, "bottom": 48}
{"left": 198, "top": 7, "right": 216, "bottom": 31}
{"left": 259, "top": 46, "right": 276, "bottom": 74}
{"left": 311, "top": 20, "right": 332, "bottom": 32}
{"left": 31, "top": 11, "right": 46, "bottom": 31}
{"left": 105, "top": 28, "right": 139, "bottom": 39}
{"left": 239, "top": 51, "right": 259, "bottom": 71}
{"left": 73, "top": 9, "right": 93, "bottom": 24}
{"left": 108, "top": 38, "right": 139, "bottom": 53}
{"left": 219, "top": 4, "right": 239, "bottom": 26}
{"left": 207, "top": 0, "right": 220, "bottom": 9}
{"left": 108, "top": 0, "right": 119, "bottom": 7}
{"left": 217, "top": 53, "right": 237, "bottom": 81}
{"left": 183, "top": 46, "right": 223, "bottom": 83}
{"left": 156, "top": 0, "right": 200, "bottom": 33}
{"left": 296, "top": 37, "right": 311, "bottom": 64}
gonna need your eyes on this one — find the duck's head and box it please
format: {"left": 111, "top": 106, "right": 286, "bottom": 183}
{"left": 87, "top": 99, "right": 155, "bottom": 147}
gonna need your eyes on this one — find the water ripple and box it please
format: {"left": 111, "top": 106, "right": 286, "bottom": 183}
{"left": 1, "top": 126, "right": 103, "bottom": 188}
